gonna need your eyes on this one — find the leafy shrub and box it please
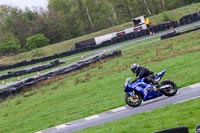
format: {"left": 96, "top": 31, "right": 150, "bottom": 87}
{"left": 0, "top": 34, "right": 21, "bottom": 55}
{"left": 25, "top": 34, "right": 49, "bottom": 50}
{"left": 161, "top": 12, "right": 171, "bottom": 22}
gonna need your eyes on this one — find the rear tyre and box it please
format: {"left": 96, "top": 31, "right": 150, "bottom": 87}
{"left": 125, "top": 92, "right": 142, "bottom": 107}
{"left": 160, "top": 80, "right": 178, "bottom": 96}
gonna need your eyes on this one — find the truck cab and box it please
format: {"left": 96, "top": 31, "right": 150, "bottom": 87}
{"left": 132, "top": 15, "right": 149, "bottom": 31}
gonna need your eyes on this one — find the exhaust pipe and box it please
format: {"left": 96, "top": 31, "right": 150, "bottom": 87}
{"left": 160, "top": 84, "right": 172, "bottom": 90}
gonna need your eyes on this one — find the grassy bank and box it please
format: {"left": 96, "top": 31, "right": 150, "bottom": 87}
{"left": 0, "top": 29, "right": 199, "bottom": 133}
{"left": 0, "top": 36, "right": 159, "bottom": 83}
{"left": 76, "top": 98, "right": 200, "bottom": 133}
{"left": 0, "top": 3, "right": 200, "bottom": 65}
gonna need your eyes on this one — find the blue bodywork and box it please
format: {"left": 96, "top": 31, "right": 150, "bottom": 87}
{"left": 124, "top": 70, "right": 166, "bottom": 101}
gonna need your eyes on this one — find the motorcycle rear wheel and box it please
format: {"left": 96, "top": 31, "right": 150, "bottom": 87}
{"left": 160, "top": 80, "right": 178, "bottom": 96}
{"left": 125, "top": 92, "right": 142, "bottom": 107}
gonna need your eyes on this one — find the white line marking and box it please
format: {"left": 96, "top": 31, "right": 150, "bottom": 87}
{"left": 84, "top": 115, "right": 99, "bottom": 121}
{"left": 174, "top": 96, "right": 200, "bottom": 104}
{"left": 35, "top": 131, "right": 43, "bottom": 133}
{"left": 111, "top": 106, "right": 127, "bottom": 112}
{"left": 55, "top": 124, "right": 69, "bottom": 129}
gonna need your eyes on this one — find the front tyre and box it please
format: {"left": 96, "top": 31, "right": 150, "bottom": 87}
{"left": 160, "top": 80, "right": 178, "bottom": 96}
{"left": 125, "top": 92, "right": 142, "bottom": 107}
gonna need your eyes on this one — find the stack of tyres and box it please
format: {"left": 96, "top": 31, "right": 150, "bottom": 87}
{"left": 179, "top": 12, "right": 200, "bottom": 26}
{"left": 160, "top": 30, "right": 177, "bottom": 40}
{"left": 124, "top": 33, "right": 132, "bottom": 40}
{"left": 128, "top": 32, "right": 135, "bottom": 39}
{"left": 75, "top": 38, "right": 96, "bottom": 49}
{"left": 111, "top": 37, "right": 119, "bottom": 44}
{"left": 172, "top": 21, "right": 179, "bottom": 28}
{"left": 154, "top": 126, "right": 189, "bottom": 133}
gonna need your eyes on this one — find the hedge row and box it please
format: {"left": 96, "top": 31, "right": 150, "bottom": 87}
{"left": 0, "top": 60, "right": 63, "bottom": 80}
{"left": 0, "top": 50, "right": 122, "bottom": 100}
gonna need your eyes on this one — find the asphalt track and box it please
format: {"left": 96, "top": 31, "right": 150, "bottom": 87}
{"left": 0, "top": 21, "right": 200, "bottom": 90}
{"left": 36, "top": 83, "right": 200, "bottom": 133}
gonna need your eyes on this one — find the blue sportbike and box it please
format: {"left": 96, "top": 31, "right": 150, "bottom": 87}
{"left": 124, "top": 70, "right": 178, "bottom": 107}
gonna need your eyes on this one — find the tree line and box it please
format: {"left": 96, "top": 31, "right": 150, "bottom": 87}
{"left": 0, "top": 0, "right": 198, "bottom": 55}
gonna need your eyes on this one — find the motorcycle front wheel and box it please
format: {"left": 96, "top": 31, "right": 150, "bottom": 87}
{"left": 125, "top": 92, "right": 142, "bottom": 107}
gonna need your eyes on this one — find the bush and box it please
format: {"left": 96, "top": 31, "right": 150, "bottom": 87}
{"left": 0, "top": 34, "right": 21, "bottom": 55}
{"left": 25, "top": 34, "right": 49, "bottom": 50}
{"left": 161, "top": 12, "right": 171, "bottom": 22}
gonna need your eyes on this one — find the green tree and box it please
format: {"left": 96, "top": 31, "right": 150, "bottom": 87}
{"left": 0, "top": 33, "right": 21, "bottom": 55}
{"left": 25, "top": 34, "right": 49, "bottom": 50}
{"left": 0, "top": 6, "right": 33, "bottom": 48}
{"left": 0, "top": 0, "right": 191, "bottom": 56}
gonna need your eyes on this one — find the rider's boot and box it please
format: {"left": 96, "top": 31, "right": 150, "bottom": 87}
{"left": 152, "top": 85, "right": 158, "bottom": 92}
{"left": 150, "top": 79, "right": 159, "bottom": 92}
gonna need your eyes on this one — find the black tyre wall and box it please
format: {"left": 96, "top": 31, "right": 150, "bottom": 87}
{"left": 154, "top": 126, "right": 189, "bottom": 133}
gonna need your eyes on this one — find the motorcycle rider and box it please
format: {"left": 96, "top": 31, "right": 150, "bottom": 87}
{"left": 131, "top": 63, "right": 157, "bottom": 91}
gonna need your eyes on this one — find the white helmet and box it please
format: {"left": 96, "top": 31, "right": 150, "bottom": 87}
{"left": 131, "top": 63, "right": 139, "bottom": 73}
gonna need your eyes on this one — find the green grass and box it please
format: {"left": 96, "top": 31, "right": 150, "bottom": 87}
{"left": 76, "top": 98, "right": 200, "bottom": 133}
{"left": 0, "top": 3, "right": 200, "bottom": 65}
{"left": 0, "top": 29, "right": 199, "bottom": 133}
{"left": 1, "top": 21, "right": 198, "bottom": 82}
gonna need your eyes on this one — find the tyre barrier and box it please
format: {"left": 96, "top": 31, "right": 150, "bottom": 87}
{"left": 160, "top": 25, "right": 200, "bottom": 40}
{"left": 0, "top": 48, "right": 82, "bottom": 71}
{"left": 0, "top": 60, "right": 64, "bottom": 80}
{"left": 160, "top": 30, "right": 179, "bottom": 40}
{"left": 181, "top": 25, "right": 200, "bottom": 34}
{"left": 154, "top": 126, "right": 189, "bottom": 133}
{"left": 75, "top": 38, "right": 96, "bottom": 49}
{"left": 0, "top": 12, "right": 199, "bottom": 71}
{"left": 179, "top": 11, "right": 200, "bottom": 26}
{"left": 0, "top": 50, "right": 122, "bottom": 100}
{"left": 196, "top": 124, "right": 200, "bottom": 133}
{"left": 74, "top": 20, "right": 179, "bottom": 50}
{"left": 149, "top": 21, "right": 179, "bottom": 34}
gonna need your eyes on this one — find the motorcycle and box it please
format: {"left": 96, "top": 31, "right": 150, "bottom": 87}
{"left": 124, "top": 70, "right": 178, "bottom": 107}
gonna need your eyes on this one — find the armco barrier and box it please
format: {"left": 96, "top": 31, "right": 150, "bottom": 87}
{"left": 0, "top": 50, "right": 122, "bottom": 100}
